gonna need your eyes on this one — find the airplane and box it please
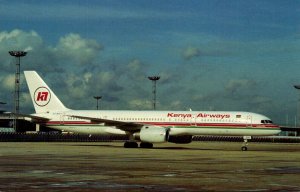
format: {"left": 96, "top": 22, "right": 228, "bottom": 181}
{"left": 24, "top": 71, "right": 281, "bottom": 151}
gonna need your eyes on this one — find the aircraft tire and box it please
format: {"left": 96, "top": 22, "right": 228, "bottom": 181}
{"left": 241, "top": 146, "right": 248, "bottom": 151}
{"left": 140, "top": 142, "right": 153, "bottom": 148}
{"left": 124, "top": 141, "right": 138, "bottom": 148}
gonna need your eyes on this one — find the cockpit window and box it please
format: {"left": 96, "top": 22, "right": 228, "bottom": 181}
{"left": 261, "top": 120, "right": 273, "bottom": 124}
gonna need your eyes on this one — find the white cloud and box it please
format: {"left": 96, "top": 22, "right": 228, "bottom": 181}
{"left": 0, "top": 29, "right": 105, "bottom": 110}
{"left": 128, "top": 99, "right": 152, "bottom": 110}
{"left": 83, "top": 72, "right": 93, "bottom": 83}
{"left": 225, "top": 79, "right": 256, "bottom": 94}
{"left": 55, "top": 33, "right": 102, "bottom": 65}
{"left": 182, "top": 46, "right": 201, "bottom": 60}
{"left": 0, "top": 29, "right": 42, "bottom": 51}
{"left": 127, "top": 59, "right": 141, "bottom": 72}
{"left": 126, "top": 59, "right": 148, "bottom": 81}
{"left": 169, "top": 100, "right": 183, "bottom": 110}
{"left": 2, "top": 74, "right": 15, "bottom": 91}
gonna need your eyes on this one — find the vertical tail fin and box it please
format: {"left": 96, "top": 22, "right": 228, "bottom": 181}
{"left": 24, "top": 71, "right": 69, "bottom": 113}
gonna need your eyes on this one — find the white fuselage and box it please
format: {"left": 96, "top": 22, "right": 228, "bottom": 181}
{"left": 35, "top": 110, "right": 281, "bottom": 136}
{"left": 24, "top": 71, "right": 281, "bottom": 148}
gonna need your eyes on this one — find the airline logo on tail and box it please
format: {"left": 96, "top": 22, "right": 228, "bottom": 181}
{"left": 34, "top": 87, "right": 51, "bottom": 106}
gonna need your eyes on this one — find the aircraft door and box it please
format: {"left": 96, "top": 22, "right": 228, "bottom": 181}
{"left": 191, "top": 114, "right": 197, "bottom": 127}
{"left": 60, "top": 113, "right": 65, "bottom": 125}
{"left": 246, "top": 115, "right": 252, "bottom": 128}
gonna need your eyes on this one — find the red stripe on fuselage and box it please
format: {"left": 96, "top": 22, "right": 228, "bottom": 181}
{"left": 45, "top": 121, "right": 279, "bottom": 129}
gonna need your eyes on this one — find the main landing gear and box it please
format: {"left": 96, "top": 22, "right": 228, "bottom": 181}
{"left": 124, "top": 141, "right": 138, "bottom": 148}
{"left": 123, "top": 141, "right": 153, "bottom": 148}
{"left": 241, "top": 136, "right": 252, "bottom": 151}
{"left": 124, "top": 133, "right": 153, "bottom": 148}
{"left": 140, "top": 142, "right": 153, "bottom": 148}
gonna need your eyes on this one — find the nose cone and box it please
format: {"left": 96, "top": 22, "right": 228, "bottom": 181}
{"left": 269, "top": 124, "right": 281, "bottom": 135}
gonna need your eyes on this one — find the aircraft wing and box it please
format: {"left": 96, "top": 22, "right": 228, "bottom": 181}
{"left": 14, "top": 113, "right": 50, "bottom": 123}
{"left": 68, "top": 115, "right": 144, "bottom": 132}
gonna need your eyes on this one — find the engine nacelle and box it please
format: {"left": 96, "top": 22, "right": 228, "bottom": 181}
{"left": 168, "top": 135, "right": 193, "bottom": 144}
{"left": 140, "top": 126, "right": 169, "bottom": 143}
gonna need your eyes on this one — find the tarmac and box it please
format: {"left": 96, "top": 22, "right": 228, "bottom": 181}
{"left": 0, "top": 141, "right": 300, "bottom": 192}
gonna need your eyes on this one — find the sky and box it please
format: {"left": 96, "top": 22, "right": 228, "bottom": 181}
{"left": 0, "top": 0, "right": 300, "bottom": 125}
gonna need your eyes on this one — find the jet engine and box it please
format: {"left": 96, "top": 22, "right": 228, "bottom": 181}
{"left": 140, "top": 126, "right": 169, "bottom": 143}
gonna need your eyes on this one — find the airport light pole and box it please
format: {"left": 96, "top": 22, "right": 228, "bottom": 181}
{"left": 94, "top": 96, "right": 102, "bottom": 110}
{"left": 148, "top": 76, "right": 160, "bottom": 110}
{"left": 294, "top": 85, "right": 300, "bottom": 127}
{"left": 9, "top": 51, "right": 27, "bottom": 131}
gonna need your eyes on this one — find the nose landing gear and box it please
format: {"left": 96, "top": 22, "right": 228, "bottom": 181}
{"left": 241, "top": 136, "right": 252, "bottom": 151}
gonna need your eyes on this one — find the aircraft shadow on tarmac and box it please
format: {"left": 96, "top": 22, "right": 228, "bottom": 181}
{"left": 67, "top": 143, "right": 300, "bottom": 152}
{"left": 68, "top": 144, "right": 224, "bottom": 151}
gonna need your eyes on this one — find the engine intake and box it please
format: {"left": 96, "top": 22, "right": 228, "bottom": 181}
{"left": 139, "top": 126, "right": 193, "bottom": 144}
{"left": 140, "top": 126, "right": 169, "bottom": 143}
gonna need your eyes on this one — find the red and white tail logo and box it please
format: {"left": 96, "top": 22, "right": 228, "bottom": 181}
{"left": 34, "top": 87, "right": 51, "bottom": 106}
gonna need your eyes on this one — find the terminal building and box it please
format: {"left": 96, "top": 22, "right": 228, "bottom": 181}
{"left": 0, "top": 111, "right": 54, "bottom": 133}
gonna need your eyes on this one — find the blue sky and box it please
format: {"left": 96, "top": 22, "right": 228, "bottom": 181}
{"left": 0, "top": 0, "right": 300, "bottom": 125}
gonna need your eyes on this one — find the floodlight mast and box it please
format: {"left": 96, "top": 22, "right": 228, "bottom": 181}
{"left": 9, "top": 51, "right": 27, "bottom": 131}
{"left": 294, "top": 85, "right": 300, "bottom": 127}
{"left": 94, "top": 96, "right": 102, "bottom": 110}
{"left": 148, "top": 76, "right": 160, "bottom": 110}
